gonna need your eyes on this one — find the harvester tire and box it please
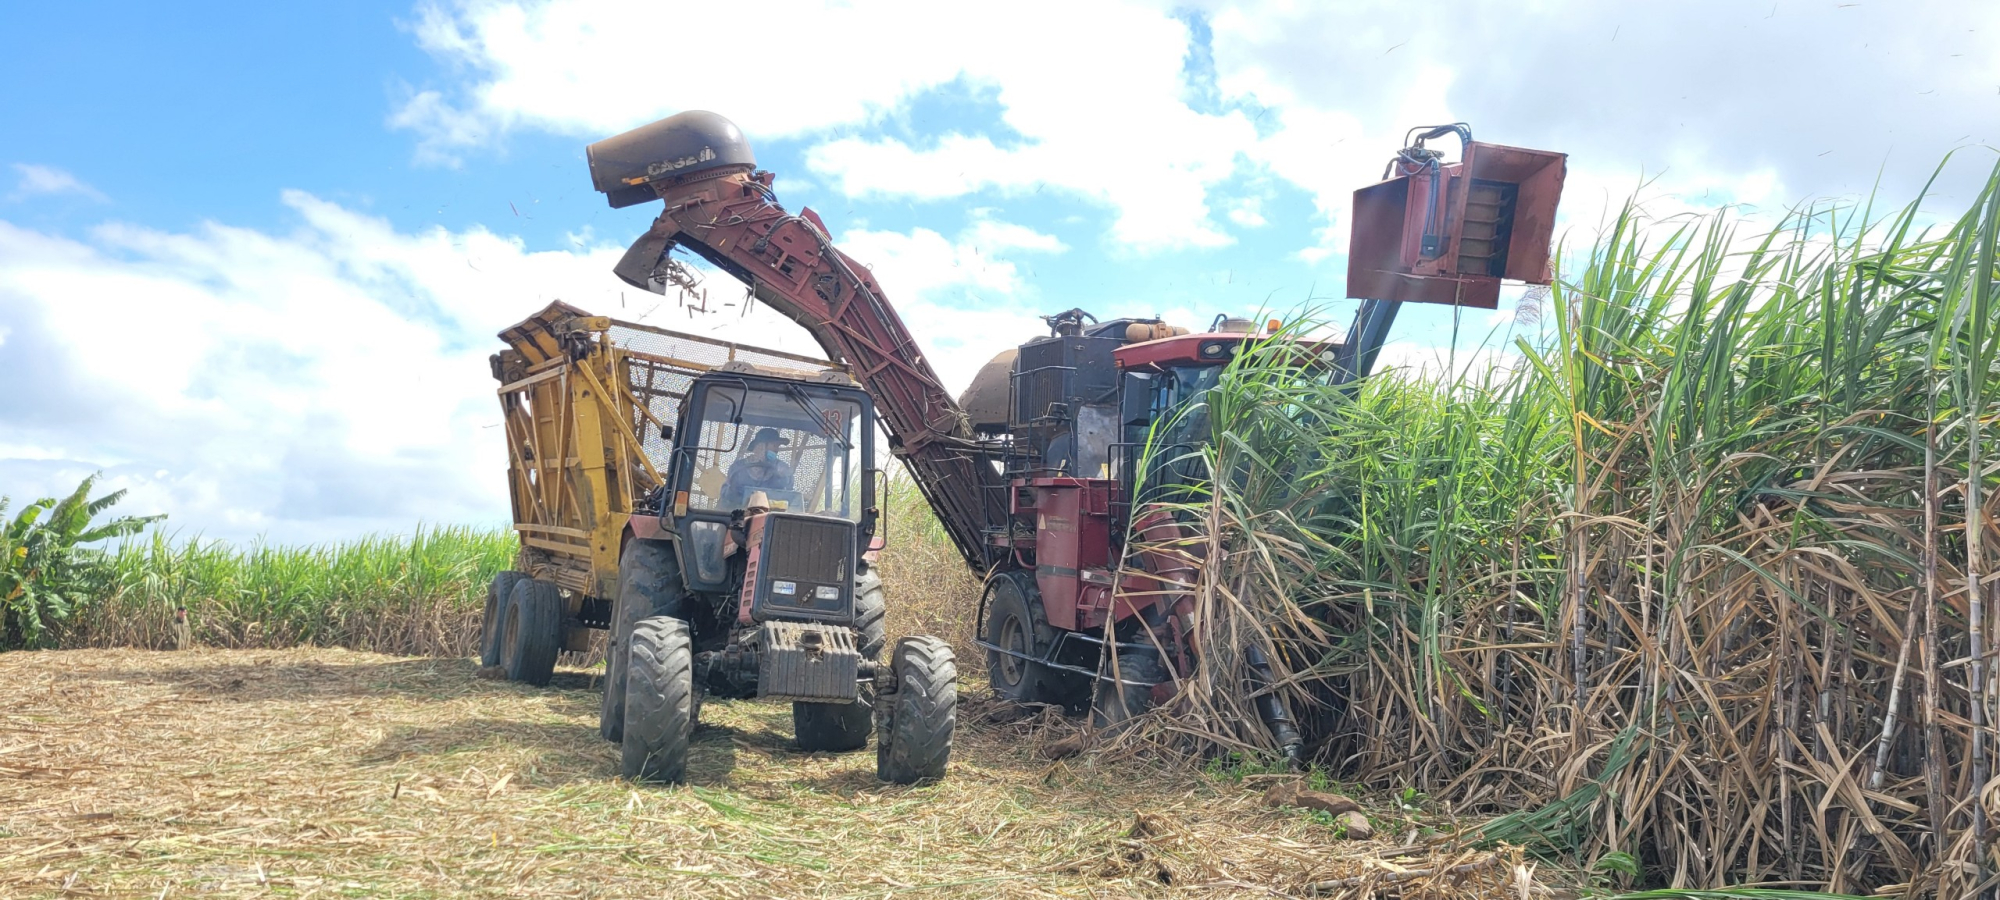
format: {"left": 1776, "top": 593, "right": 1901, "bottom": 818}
{"left": 1090, "top": 647, "right": 1167, "bottom": 733}
{"left": 794, "top": 687, "right": 874, "bottom": 753}
{"left": 622, "top": 615, "right": 696, "bottom": 784}
{"left": 854, "top": 567, "right": 887, "bottom": 659}
{"left": 982, "top": 572, "right": 1079, "bottom": 705}
{"left": 876, "top": 636, "right": 956, "bottom": 784}
{"left": 501, "top": 578, "right": 563, "bottom": 686}
{"left": 602, "top": 539, "right": 685, "bottom": 743}
{"left": 480, "top": 571, "right": 524, "bottom": 667}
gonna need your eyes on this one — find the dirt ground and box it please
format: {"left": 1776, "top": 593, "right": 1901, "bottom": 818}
{"left": 0, "top": 648, "right": 1535, "bottom": 899}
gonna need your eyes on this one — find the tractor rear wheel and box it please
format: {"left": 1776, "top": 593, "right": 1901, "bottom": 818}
{"left": 876, "top": 636, "right": 956, "bottom": 784}
{"left": 501, "top": 578, "right": 562, "bottom": 686}
{"left": 795, "top": 568, "right": 885, "bottom": 753}
{"left": 982, "top": 572, "right": 1077, "bottom": 705}
{"left": 853, "top": 567, "right": 887, "bottom": 659}
{"left": 795, "top": 688, "right": 874, "bottom": 752}
{"left": 602, "top": 539, "right": 685, "bottom": 743}
{"left": 480, "top": 571, "right": 524, "bottom": 667}
{"left": 621, "top": 615, "right": 696, "bottom": 783}
{"left": 1090, "top": 646, "right": 1167, "bottom": 733}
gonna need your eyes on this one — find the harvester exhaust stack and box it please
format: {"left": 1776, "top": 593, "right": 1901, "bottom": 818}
{"left": 1347, "top": 124, "right": 1566, "bottom": 309}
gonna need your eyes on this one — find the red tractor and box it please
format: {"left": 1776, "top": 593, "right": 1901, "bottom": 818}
{"left": 588, "top": 113, "right": 1564, "bottom": 761}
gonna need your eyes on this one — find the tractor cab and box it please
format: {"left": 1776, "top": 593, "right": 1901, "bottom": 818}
{"left": 609, "top": 358, "right": 950, "bottom": 787}
{"left": 662, "top": 364, "right": 876, "bottom": 609}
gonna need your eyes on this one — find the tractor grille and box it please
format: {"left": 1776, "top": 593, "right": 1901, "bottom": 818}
{"left": 763, "top": 515, "right": 852, "bottom": 585}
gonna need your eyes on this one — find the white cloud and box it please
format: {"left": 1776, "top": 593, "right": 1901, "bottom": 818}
{"left": 835, "top": 218, "right": 1064, "bottom": 391}
{"left": 0, "top": 197, "right": 1063, "bottom": 540}
{"left": 0, "top": 197, "right": 638, "bottom": 542}
{"left": 1226, "top": 195, "right": 1267, "bottom": 228}
{"left": 395, "top": 0, "right": 1260, "bottom": 251}
{"left": 10, "top": 164, "right": 109, "bottom": 202}
{"left": 1204, "top": 0, "right": 2000, "bottom": 258}
{"left": 395, "top": 0, "right": 1997, "bottom": 264}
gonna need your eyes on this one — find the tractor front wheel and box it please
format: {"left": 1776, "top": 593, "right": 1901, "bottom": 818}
{"left": 876, "top": 636, "right": 956, "bottom": 784}
{"left": 602, "top": 539, "right": 685, "bottom": 743}
{"left": 621, "top": 616, "right": 696, "bottom": 783}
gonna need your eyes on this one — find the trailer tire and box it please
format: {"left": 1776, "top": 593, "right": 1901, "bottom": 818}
{"left": 1090, "top": 646, "right": 1167, "bottom": 733}
{"left": 876, "top": 636, "right": 956, "bottom": 784}
{"left": 982, "top": 572, "right": 1079, "bottom": 705}
{"left": 501, "top": 578, "right": 563, "bottom": 687}
{"left": 795, "top": 687, "right": 874, "bottom": 753}
{"left": 602, "top": 539, "right": 685, "bottom": 743}
{"left": 854, "top": 567, "right": 887, "bottom": 660}
{"left": 622, "top": 616, "right": 696, "bottom": 784}
{"left": 480, "top": 571, "right": 524, "bottom": 667}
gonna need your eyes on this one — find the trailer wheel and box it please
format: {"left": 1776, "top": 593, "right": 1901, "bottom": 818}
{"left": 794, "top": 687, "right": 874, "bottom": 753}
{"left": 1090, "top": 646, "right": 1167, "bottom": 733}
{"left": 982, "top": 572, "right": 1081, "bottom": 705}
{"left": 480, "top": 571, "right": 524, "bottom": 667}
{"left": 501, "top": 578, "right": 563, "bottom": 686}
{"left": 602, "top": 539, "right": 685, "bottom": 743}
{"left": 622, "top": 615, "right": 696, "bottom": 784}
{"left": 876, "top": 636, "right": 956, "bottom": 784}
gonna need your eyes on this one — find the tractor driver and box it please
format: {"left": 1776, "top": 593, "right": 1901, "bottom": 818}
{"left": 720, "top": 427, "right": 794, "bottom": 508}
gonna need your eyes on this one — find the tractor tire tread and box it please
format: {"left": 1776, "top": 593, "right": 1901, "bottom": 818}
{"left": 602, "top": 539, "right": 682, "bottom": 743}
{"left": 795, "top": 688, "right": 874, "bottom": 753}
{"left": 621, "top": 616, "right": 695, "bottom": 783}
{"left": 877, "top": 636, "right": 956, "bottom": 784}
{"left": 853, "top": 568, "right": 887, "bottom": 660}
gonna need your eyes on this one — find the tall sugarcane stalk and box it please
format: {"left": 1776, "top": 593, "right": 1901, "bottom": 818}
{"left": 1107, "top": 157, "right": 2000, "bottom": 891}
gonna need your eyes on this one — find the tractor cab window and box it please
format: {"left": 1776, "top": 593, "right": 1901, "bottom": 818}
{"left": 685, "top": 384, "right": 865, "bottom": 521}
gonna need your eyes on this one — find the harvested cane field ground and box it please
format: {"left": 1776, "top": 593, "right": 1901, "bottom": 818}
{"left": 0, "top": 648, "right": 1545, "bottom": 900}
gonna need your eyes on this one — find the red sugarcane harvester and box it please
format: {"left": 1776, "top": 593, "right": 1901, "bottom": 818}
{"left": 588, "top": 113, "right": 1564, "bottom": 763}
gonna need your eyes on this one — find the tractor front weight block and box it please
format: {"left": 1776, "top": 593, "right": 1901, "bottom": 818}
{"left": 758, "top": 620, "right": 863, "bottom": 703}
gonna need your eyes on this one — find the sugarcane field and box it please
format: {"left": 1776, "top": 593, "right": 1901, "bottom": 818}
{"left": 4, "top": 3, "right": 2000, "bottom": 898}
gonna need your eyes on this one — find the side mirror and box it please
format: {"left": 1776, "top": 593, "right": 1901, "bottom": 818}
{"left": 864, "top": 468, "right": 888, "bottom": 548}
{"left": 658, "top": 423, "right": 675, "bottom": 442}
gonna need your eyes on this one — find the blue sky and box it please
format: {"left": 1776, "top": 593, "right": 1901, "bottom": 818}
{"left": 3, "top": 0, "right": 1995, "bottom": 543}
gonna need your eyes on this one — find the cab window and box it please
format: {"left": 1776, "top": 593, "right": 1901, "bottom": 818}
{"left": 686, "top": 384, "right": 864, "bottom": 521}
